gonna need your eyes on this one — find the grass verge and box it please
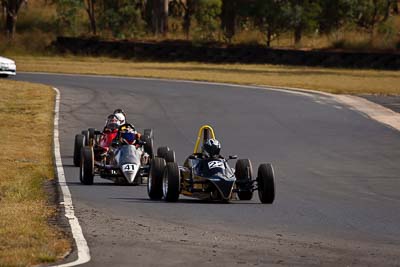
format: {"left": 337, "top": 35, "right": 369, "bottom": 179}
{"left": 0, "top": 79, "right": 70, "bottom": 266}
{"left": 14, "top": 55, "right": 400, "bottom": 95}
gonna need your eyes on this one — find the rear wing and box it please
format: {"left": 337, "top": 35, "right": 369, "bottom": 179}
{"left": 193, "top": 125, "right": 216, "bottom": 154}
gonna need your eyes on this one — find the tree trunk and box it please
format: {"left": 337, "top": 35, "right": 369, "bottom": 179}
{"left": 1, "top": 3, "right": 5, "bottom": 24}
{"left": 392, "top": 0, "right": 398, "bottom": 14}
{"left": 221, "top": 0, "right": 236, "bottom": 43}
{"left": 3, "top": 0, "right": 24, "bottom": 39}
{"left": 161, "top": 0, "right": 168, "bottom": 36}
{"left": 183, "top": 0, "right": 193, "bottom": 39}
{"left": 150, "top": 0, "right": 169, "bottom": 36}
{"left": 266, "top": 28, "right": 272, "bottom": 47}
{"left": 5, "top": 10, "right": 17, "bottom": 39}
{"left": 85, "top": 0, "right": 96, "bottom": 35}
{"left": 294, "top": 25, "right": 302, "bottom": 45}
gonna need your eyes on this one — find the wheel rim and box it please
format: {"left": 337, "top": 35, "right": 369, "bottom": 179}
{"left": 80, "top": 157, "right": 85, "bottom": 181}
{"left": 162, "top": 170, "right": 168, "bottom": 197}
{"left": 148, "top": 174, "right": 152, "bottom": 192}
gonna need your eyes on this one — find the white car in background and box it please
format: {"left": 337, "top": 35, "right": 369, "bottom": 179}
{"left": 0, "top": 56, "right": 16, "bottom": 77}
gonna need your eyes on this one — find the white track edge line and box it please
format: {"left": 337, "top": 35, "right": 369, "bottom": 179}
{"left": 51, "top": 87, "right": 91, "bottom": 267}
{"left": 22, "top": 72, "right": 400, "bottom": 134}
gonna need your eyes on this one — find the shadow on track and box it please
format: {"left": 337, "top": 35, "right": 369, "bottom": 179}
{"left": 110, "top": 197, "right": 259, "bottom": 205}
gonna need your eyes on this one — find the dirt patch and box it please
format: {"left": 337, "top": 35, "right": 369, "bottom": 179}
{"left": 74, "top": 205, "right": 400, "bottom": 266}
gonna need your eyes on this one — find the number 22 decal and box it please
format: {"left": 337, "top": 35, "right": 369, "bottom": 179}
{"left": 208, "top": 161, "right": 225, "bottom": 169}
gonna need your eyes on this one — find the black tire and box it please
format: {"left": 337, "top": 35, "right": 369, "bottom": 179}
{"left": 235, "top": 159, "right": 254, "bottom": 200}
{"left": 148, "top": 157, "right": 166, "bottom": 200}
{"left": 81, "top": 130, "right": 89, "bottom": 146}
{"left": 163, "top": 162, "right": 180, "bottom": 202}
{"left": 257, "top": 163, "right": 275, "bottom": 204}
{"left": 157, "top": 146, "right": 170, "bottom": 159}
{"left": 165, "top": 150, "right": 176, "bottom": 163}
{"left": 143, "top": 134, "right": 154, "bottom": 159}
{"left": 88, "top": 128, "right": 96, "bottom": 146}
{"left": 73, "top": 134, "right": 85, "bottom": 167}
{"left": 144, "top": 129, "right": 153, "bottom": 139}
{"left": 80, "top": 146, "right": 94, "bottom": 185}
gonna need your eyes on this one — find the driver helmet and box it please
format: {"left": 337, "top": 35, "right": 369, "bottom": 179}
{"left": 113, "top": 109, "right": 126, "bottom": 125}
{"left": 203, "top": 139, "right": 221, "bottom": 157}
{"left": 114, "top": 113, "right": 126, "bottom": 125}
{"left": 105, "top": 114, "right": 119, "bottom": 131}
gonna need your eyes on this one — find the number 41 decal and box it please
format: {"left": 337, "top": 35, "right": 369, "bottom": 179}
{"left": 123, "top": 164, "right": 135, "bottom": 171}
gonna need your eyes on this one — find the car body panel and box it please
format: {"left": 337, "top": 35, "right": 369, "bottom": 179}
{"left": 0, "top": 56, "right": 16, "bottom": 76}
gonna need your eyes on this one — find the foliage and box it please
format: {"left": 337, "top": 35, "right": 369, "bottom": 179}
{"left": 55, "top": 0, "right": 83, "bottom": 35}
{"left": 98, "top": 0, "right": 145, "bottom": 38}
{"left": 250, "top": 0, "right": 289, "bottom": 47}
{"left": 351, "top": 0, "right": 389, "bottom": 33}
{"left": 193, "top": 0, "right": 222, "bottom": 41}
{"left": 318, "top": 0, "right": 354, "bottom": 34}
{"left": 282, "top": 0, "right": 322, "bottom": 45}
{"left": 1, "top": 0, "right": 400, "bottom": 51}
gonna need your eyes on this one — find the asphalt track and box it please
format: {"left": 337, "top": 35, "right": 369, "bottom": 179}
{"left": 15, "top": 73, "right": 400, "bottom": 266}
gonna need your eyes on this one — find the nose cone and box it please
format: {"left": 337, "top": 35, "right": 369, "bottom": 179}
{"left": 121, "top": 164, "right": 139, "bottom": 184}
{"left": 210, "top": 175, "right": 235, "bottom": 199}
{"left": 124, "top": 171, "right": 136, "bottom": 183}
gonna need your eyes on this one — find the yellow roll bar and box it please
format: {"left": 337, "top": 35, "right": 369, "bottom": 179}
{"left": 193, "top": 125, "right": 216, "bottom": 154}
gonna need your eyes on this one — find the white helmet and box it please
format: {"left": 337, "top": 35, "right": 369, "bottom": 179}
{"left": 114, "top": 113, "right": 126, "bottom": 125}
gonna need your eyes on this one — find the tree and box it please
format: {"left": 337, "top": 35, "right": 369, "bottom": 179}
{"left": 145, "top": 0, "right": 168, "bottom": 35}
{"left": 99, "top": 0, "right": 145, "bottom": 38}
{"left": 352, "top": 0, "right": 390, "bottom": 38}
{"left": 251, "top": 0, "right": 288, "bottom": 47}
{"left": 194, "top": 0, "right": 221, "bottom": 41}
{"left": 318, "top": 0, "right": 354, "bottom": 34}
{"left": 182, "top": 0, "right": 195, "bottom": 39}
{"left": 283, "top": 0, "right": 321, "bottom": 45}
{"left": 55, "top": 0, "right": 82, "bottom": 35}
{"left": 221, "top": 0, "right": 238, "bottom": 42}
{"left": 84, "top": 0, "right": 97, "bottom": 35}
{"left": 2, "top": 0, "right": 26, "bottom": 39}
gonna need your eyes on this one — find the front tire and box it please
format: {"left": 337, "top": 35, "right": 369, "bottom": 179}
{"left": 148, "top": 157, "right": 166, "bottom": 200}
{"left": 73, "top": 134, "right": 85, "bottom": 167}
{"left": 80, "top": 146, "right": 94, "bottom": 185}
{"left": 82, "top": 130, "right": 89, "bottom": 146}
{"left": 257, "top": 164, "right": 275, "bottom": 204}
{"left": 235, "top": 159, "right": 254, "bottom": 200}
{"left": 163, "top": 162, "right": 180, "bottom": 202}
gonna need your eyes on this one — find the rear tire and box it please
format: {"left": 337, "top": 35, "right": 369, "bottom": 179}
{"left": 148, "top": 157, "right": 166, "bottom": 200}
{"left": 143, "top": 136, "right": 154, "bottom": 159}
{"left": 257, "top": 164, "right": 275, "bottom": 204}
{"left": 73, "top": 134, "right": 85, "bottom": 167}
{"left": 157, "top": 146, "right": 170, "bottom": 159}
{"left": 235, "top": 159, "right": 254, "bottom": 200}
{"left": 165, "top": 150, "right": 176, "bottom": 163}
{"left": 80, "top": 146, "right": 94, "bottom": 185}
{"left": 163, "top": 162, "right": 180, "bottom": 202}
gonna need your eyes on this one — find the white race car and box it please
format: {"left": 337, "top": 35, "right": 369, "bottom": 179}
{"left": 0, "top": 56, "right": 16, "bottom": 77}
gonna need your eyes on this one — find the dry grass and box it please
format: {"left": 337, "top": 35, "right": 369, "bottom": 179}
{"left": 0, "top": 79, "right": 70, "bottom": 266}
{"left": 15, "top": 55, "right": 400, "bottom": 95}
